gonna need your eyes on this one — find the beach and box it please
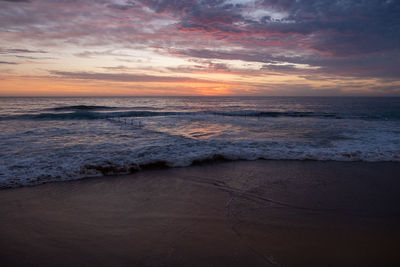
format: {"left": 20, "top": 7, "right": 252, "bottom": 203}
{"left": 2, "top": 0, "right": 400, "bottom": 265}
{"left": 1, "top": 160, "right": 399, "bottom": 266}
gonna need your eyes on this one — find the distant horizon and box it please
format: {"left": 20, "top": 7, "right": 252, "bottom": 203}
{"left": 1, "top": 94, "right": 400, "bottom": 98}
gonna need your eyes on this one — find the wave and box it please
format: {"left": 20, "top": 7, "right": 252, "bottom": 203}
{"left": 210, "top": 110, "right": 400, "bottom": 120}
{"left": 2, "top": 153, "right": 399, "bottom": 189}
{"left": 50, "top": 105, "right": 117, "bottom": 111}
{"left": 211, "top": 111, "right": 340, "bottom": 118}
{"left": 2, "top": 109, "right": 400, "bottom": 121}
{"left": 0, "top": 111, "right": 187, "bottom": 120}
{"left": 1, "top": 137, "right": 399, "bottom": 189}
{"left": 48, "top": 105, "right": 162, "bottom": 112}
{"left": 0, "top": 155, "right": 230, "bottom": 189}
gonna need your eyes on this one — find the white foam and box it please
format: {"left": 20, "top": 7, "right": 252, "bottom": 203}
{"left": 1, "top": 96, "right": 400, "bottom": 188}
{"left": 1, "top": 115, "right": 399, "bottom": 188}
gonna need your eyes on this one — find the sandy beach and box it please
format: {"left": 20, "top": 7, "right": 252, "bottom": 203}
{"left": 1, "top": 160, "right": 400, "bottom": 266}
{"left": 2, "top": 0, "right": 400, "bottom": 265}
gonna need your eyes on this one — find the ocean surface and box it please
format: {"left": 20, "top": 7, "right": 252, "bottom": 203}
{"left": 1, "top": 96, "right": 400, "bottom": 188}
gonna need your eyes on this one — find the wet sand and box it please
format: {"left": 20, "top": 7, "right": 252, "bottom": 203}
{"left": 1, "top": 160, "right": 400, "bottom": 266}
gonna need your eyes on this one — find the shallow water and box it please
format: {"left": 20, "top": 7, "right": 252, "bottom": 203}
{"left": 1, "top": 96, "right": 400, "bottom": 187}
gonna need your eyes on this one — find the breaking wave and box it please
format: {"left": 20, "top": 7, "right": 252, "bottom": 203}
{"left": 1, "top": 138, "right": 399, "bottom": 189}
{"left": 51, "top": 105, "right": 117, "bottom": 111}
{"left": 2, "top": 108, "right": 400, "bottom": 121}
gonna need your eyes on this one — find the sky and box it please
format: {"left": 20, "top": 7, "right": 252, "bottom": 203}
{"left": 0, "top": 0, "right": 399, "bottom": 96}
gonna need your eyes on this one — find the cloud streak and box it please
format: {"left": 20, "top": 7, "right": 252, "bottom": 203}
{"left": 0, "top": 61, "right": 18, "bottom": 64}
{"left": 51, "top": 71, "right": 217, "bottom": 83}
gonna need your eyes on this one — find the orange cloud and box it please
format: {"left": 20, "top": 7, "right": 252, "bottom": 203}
{"left": 0, "top": 75, "right": 239, "bottom": 96}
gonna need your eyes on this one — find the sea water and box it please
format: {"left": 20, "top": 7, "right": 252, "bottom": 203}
{"left": 1, "top": 96, "right": 399, "bottom": 188}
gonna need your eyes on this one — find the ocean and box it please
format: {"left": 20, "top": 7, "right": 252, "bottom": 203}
{"left": 1, "top": 96, "right": 399, "bottom": 188}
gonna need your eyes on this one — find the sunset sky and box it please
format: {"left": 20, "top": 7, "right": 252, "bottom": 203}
{"left": 1, "top": 0, "right": 399, "bottom": 96}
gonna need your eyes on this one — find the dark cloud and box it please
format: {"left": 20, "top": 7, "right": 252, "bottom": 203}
{"left": 165, "top": 59, "right": 230, "bottom": 73}
{"left": 255, "top": 0, "right": 400, "bottom": 56}
{"left": 14, "top": 55, "right": 54, "bottom": 60}
{"left": 107, "top": 1, "right": 136, "bottom": 10}
{"left": 173, "top": 47, "right": 400, "bottom": 79}
{"left": 262, "top": 64, "right": 297, "bottom": 71}
{"left": 139, "top": 0, "right": 197, "bottom": 13}
{"left": 0, "top": 61, "right": 18, "bottom": 64}
{"left": 0, "top": 48, "right": 47, "bottom": 54}
{"left": 141, "top": 0, "right": 244, "bottom": 33}
{"left": 144, "top": 0, "right": 400, "bottom": 60}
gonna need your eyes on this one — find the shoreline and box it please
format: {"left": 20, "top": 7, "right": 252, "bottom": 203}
{"left": 1, "top": 160, "right": 400, "bottom": 266}
{"left": 2, "top": 158, "right": 400, "bottom": 190}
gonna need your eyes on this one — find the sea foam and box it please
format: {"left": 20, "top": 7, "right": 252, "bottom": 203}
{"left": 1, "top": 97, "right": 399, "bottom": 188}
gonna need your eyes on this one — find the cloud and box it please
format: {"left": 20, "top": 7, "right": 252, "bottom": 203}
{"left": 0, "top": 61, "right": 18, "bottom": 64}
{"left": 101, "top": 65, "right": 133, "bottom": 71}
{"left": 50, "top": 70, "right": 215, "bottom": 83}
{"left": 173, "top": 47, "right": 400, "bottom": 79}
{"left": 1, "top": 0, "right": 399, "bottom": 95}
{"left": 262, "top": 64, "right": 297, "bottom": 71}
{"left": 14, "top": 55, "right": 54, "bottom": 60}
{"left": 0, "top": 48, "right": 47, "bottom": 54}
{"left": 107, "top": 1, "right": 136, "bottom": 10}
{"left": 73, "top": 50, "right": 136, "bottom": 58}
{"left": 2, "top": 0, "right": 397, "bottom": 59}
{"left": 1, "top": 0, "right": 30, "bottom": 2}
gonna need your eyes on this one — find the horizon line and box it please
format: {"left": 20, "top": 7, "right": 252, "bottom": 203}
{"left": 1, "top": 95, "right": 400, "bottom": 98}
